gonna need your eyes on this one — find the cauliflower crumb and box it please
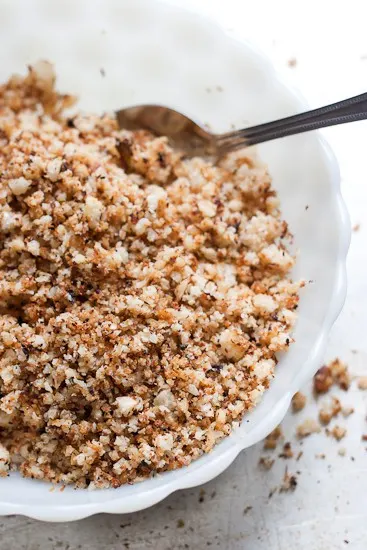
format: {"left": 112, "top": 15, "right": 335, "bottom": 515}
{"left": 253, "top": 294, "right": 277, "bottom": 314}
{"left": 85, "top": 196, "right": 104, "bottom": 227}
{"left": 46, "top": 158, "right": 63, "bottom": 182}
{"left": 155, "top": 433, "right": 174, "bottom": 452}
{"left": 291, "top": 392, "right": 306, "bottom": 413}
{"left": 115, "top": 396, "right": 139, "bottom": 416}
{"left": 296, "top": 418, "right": 321, "bottom": 438}
{"left": 154, "top": 389, "right": 175, "bottom": 409}
{"left": 327, "top": 425, "right": 347, "bottom": 441}
{"left": 8, "top": 177, "right": 31, "bottom": 196}
{"left": 27, "top": 240, "right": 40, "bottom": 256}
{"left": 219, "top": 328, "right": 249, "bottom": 361}
{"left": 357, "top": 376, "right": 367, "bottom": 390}
{"left": 0, "top": 63, "right": 299, "bottom": 489}
{"left": 0, "top": 443, "right": 10, "bottom": 477}
{"left": 263, "top": 426, "right": 283, "bottom": 450}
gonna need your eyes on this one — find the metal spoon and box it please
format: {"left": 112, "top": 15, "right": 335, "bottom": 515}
{"left": 116, "top": 92, "right": 367, "bottom": 158}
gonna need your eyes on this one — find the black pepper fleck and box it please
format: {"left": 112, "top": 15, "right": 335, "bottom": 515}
{"left": 211, "top": 364, "right": 224, "bottom": 372}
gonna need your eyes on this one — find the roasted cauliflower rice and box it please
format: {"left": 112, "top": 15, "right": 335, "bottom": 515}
{"left": 0, "top": 62, "right": 302, "bottom": 488}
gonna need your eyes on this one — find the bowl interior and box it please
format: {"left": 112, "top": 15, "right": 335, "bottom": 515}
{"left": 0, "top": 0, "right": 348, "bottom": 517}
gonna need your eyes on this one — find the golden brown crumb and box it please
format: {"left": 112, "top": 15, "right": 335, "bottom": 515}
{"left": 258, "top": 456, "right": 275, "bottom": 470}
{"left": 313, "top": 365, "right": 334, "bottom": 394}
{"left": 329, "top": 359, "right": 350, "bottom": 391}
{"left": 263, "top": 426, "right": 283, "bottom": 450}
{"left": 318, "top": 397, "right": 342, "bottom": 425}
{"left": 341, "top": 406, "right": 354, "bottom": 417}
{"left": 326, "top": 425, "right": 347, "bottom": 441}
{"left": 279, "top": 467, "right": 297, "bottom": 492}
{"left": 314, "top": 359, "right": 351, "bottom": 394}
{"left": 291, "top": 391, "right": 306, "bottom": 413}
{"left": 361, "top": 435, "right": 367, "bottom": 442}
{"left": 0, "top": 64, "right": 300, "bottom": 488}
{"left": 0, "top": 443, "right": 10, "bottom": 477}
{"left": 287, "top": 58, "right": 297, "bottom": 68}
{"left": 296, "top": 418, "right": 321, "bottom": 438}
{"left": 357, "top": 376, "right": 367, "bottom": 390}
{"left": 279, "top": 442, "right": 293, "bottom": 459}
{"left": 319, "top": 409, "right": 332, "bottom": 425}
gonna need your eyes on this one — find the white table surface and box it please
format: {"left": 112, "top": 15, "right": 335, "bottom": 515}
{"left": 1, "top": 0, "right": 367, "bottom": 548}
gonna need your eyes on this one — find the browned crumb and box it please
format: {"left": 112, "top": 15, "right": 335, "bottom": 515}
{"left": 329, "top": 359, "right": 351, "bottom": 391}
{"left": 296, "top": 418, "right": 321, "bottom": 438}
{"left": 296, "top": 451, "right": 303, "bottom": 461}
{"left": 315, "top": 453, "right": 326, "bottom": 459}
{"left": 258, "top": 456, "right": 275, "bottom": 470}
{"left": 314, "top": 359, "right": 351, "bottom": 394}
{"left": 318, "top": 397, "right": 342, "bottom": 425}
{"left": 291, "top": 391, "right": 306, "bottom": 413}
{"left": 279, "top": 467, "right": 298, "bottom": 492}
{"left": 177, "top": 519, "right": 185, "bottom": 528}
{"left": 338, "top": 447, "right": 347, "bottom": 456}
{"left": 326, "top": 425, "right": 347, "bottom": 441}
{"left": 361, "top": 435, "right": 367, "bottom": 442}
{"left": 287, "top": 58, "right": 297, "bottom": 68}
{"left": 243, "top": 505, "right": 253, "bottom": 515}
{"left": 341, "top": 406, "right": 354, "bottom": 417}
{"left": 319, "top": 409, "right": 332, "bottom": 425}
{"left": 0, "top": 63, "right": 300, "bottom": 489}
{"left": 0, "top": 443, "right": 10, "bottom": 477}
{"left": 357, "top": 376, "right": 367, "bottom": 390}
{"left": 279, "top": 442, "right": 293, "bottom": 459}
{"left": 352, "top": 223, "right": 360, "bottom": 232}
{"left": 313, "top": 365, "right": 334, "bottom": 394}
{"left": 263, "top": 426, "right": 283, "bottom": 450}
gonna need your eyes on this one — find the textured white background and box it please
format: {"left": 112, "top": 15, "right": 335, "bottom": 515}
{"left": 1, "top": 0, "right": 367, "bottom": 548}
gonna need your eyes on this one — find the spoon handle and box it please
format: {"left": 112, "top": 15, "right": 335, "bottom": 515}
{"left": 217, "top": 92, "right": 367, "bottom": 153}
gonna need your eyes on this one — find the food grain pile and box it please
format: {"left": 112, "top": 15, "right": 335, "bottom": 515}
{"left": 0, "top": 63, "right": 300, "bottom": 488}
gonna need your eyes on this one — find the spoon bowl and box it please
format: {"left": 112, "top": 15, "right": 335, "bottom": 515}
{"left": 116, "top": 104, "right": 215, "bottom": 157}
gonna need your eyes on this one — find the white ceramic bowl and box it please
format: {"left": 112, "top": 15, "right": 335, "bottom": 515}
{"left": 0, "top": 0, "right": 350, "bottom": 521}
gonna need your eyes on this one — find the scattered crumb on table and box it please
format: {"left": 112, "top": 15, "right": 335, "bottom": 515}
{"left": 292, "top": 391, "right": 306, "bottom": 413}
{"left": 296, "top": 418, "right": 321, "bottom": 438}
{"left": 263, "top": 426, "right": 283, "bottom": 450}
{"left": 279, "top": 467, "right": 298, "bottom": 492}
{"left": 357, "top": 376, "right": 367, "bottom": 390}
{"left": 258, "top": 456, "right": 275, "bottom": 470}
{"left": 326, "top": 425, "right": 347, "bottom": 441}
